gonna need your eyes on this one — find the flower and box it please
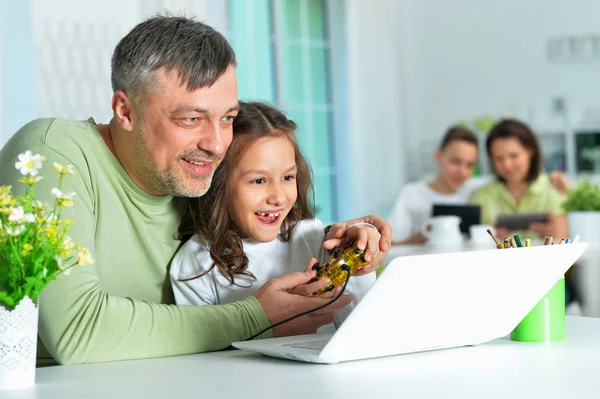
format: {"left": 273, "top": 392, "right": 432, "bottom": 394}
{"left": 6, "top": 225, "right": 25, "bottom": 236}
{"left": 52, "top": 162, "right": 74, "bottom": 175}
{"left": 51, "top": 188, "right": 76, "bottom": 207}
{"left": 8, "top": 206, "right": 35, "bottom": 224}
{"left": 15, "top": 151, "right": 46, "bottom": 176}
{"left": 0, "top": 152, "right": 92, "bottom": 310}
{"left": 77, "top": 246, "right": 95, "bottom": 265}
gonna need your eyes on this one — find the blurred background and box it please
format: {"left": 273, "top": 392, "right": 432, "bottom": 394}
{"left": 3, "top": 0, "right": 600, "bottom": 225}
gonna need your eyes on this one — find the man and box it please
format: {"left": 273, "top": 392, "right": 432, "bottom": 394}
{"left": 0, "top": 16, "right": 390, "bottom": 365}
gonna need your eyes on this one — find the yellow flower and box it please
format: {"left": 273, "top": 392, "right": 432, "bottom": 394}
{"left": 76, "top": 246, "right": 95, "bottom": 265}
{"left": 57, "top": 198, "right": 74, "bottom": 207}
{"left": 52, "top": 162, "right": 75, "bottom": 175}
{"left": 0, "top": 193, "right": 12, "bottom": 207}
{"left": 0, "top": 186, "right": 11, "bottom": 196}
{"left": 22, "top": 243, "right": 33, "bottom": 256}
{"left": 19, "top": 176, "right": 43, "bottom": 185}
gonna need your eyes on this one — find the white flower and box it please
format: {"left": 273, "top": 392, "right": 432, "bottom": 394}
{"left": 43, "top": 268, "right": 48, "bottom": 278}
{"left": 51, "top": 188, "right": 76, "bottom": 200}
{"left": 15, "top": 151, "right": 45, "bottom": 176}
{"left": 6, "top": 225, "right": 25, "bottom": 236}
{"left": 8, "top": 206, "right": 35, "bottom": 224}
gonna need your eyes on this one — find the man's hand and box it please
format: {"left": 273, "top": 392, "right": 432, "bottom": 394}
{"left": 253, "top": 270, "right": 353, "bottom": 337}
{"left": 324, "top": 215, "right": 391, "bottom": 275}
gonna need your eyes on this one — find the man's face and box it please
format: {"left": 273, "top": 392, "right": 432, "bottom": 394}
{"left": 132, "top": 66, "right": 239, "bottom": 197}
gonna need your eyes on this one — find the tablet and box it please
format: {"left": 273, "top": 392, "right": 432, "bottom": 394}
{"left": 496, "top": 212, "right": 549, "bottom": 231}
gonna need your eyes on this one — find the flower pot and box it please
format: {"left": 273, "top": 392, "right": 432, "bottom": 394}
{"left": 568, "top": 211, "right": 600, "bottom": 244}
{"left": 0, "top": 296, "right": 39, "bottom": 390}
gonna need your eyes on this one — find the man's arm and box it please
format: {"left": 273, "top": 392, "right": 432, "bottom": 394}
{"left": 2, "top": 145, "right": 271, "bottom": 364}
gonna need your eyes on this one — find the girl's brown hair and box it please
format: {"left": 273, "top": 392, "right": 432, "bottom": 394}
{"left": 486, "top": 118, "right": 541, "bottom": 183}
{"left": 182, "top": 101, "right": 315, "bottom": 285}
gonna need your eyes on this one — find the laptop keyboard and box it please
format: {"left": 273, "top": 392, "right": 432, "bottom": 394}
{"left": 282, "top": 338, "right": 331, "bottom": 351}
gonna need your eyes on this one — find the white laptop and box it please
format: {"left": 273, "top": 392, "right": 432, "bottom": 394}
{"left": 233, "top": 243, "right": 587, "bottom": 364}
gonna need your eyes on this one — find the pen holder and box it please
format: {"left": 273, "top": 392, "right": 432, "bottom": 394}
{"left": 510, "top": 278, "right": 565, "bottom": 342}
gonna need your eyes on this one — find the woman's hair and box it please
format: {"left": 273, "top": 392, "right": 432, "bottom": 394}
{"left": 182, "top": 101, "right": 315, "bottom": 285}
{"left": 439, "top": 126, "right": 478, "bottom": 150}
{"left": 486, "top": 118, "right": 541, "bottom": 183}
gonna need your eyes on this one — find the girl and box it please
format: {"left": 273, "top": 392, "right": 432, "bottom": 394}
{"left": 387, "top": 126, "right": 480, "bottom": 244}
{"left": 470, "top": 118, "right": 568, "bottom": 239}
{"left": 170, "top": 102, "right": 376, "bottom": 330}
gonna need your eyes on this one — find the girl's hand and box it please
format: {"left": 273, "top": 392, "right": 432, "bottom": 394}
{"left": 324, "top": 215, "right": 390, "bottom": 275}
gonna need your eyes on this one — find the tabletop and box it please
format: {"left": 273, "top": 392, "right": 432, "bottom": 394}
{"left": 4, "top": 317, "right": 600, "bottom": 399}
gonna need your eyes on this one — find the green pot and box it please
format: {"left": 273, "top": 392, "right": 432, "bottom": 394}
{"left": 510, "top": 278, "right": 565, "bottom": 342}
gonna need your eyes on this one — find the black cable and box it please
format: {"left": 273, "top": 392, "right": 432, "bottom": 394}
{"left": 223, "top": 266, "right": 352, "bottom": 350}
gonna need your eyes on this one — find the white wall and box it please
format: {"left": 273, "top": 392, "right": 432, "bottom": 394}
{"left": 401, "top": 0, "right": 600, "bottom": 180}
{"left": 0, "top": 0, "right": 217, "bottom": 146}
{"left": 343, "top": 0, "right": 406, "bottom": 218}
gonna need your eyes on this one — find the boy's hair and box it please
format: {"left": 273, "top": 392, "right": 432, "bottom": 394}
{"left": 184, "top": 102, "right": 315, "bottom": 285}
{"left": 486, "top": 118, "right": 541, "bottom": 183}
{"left": 439, "top": 126, "right": 478, "bottom": 150}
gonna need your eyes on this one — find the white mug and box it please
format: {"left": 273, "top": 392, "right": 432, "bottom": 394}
{"left": 421, "top": 215, "right": 463, "bottom": 247}
{"left": 469, "top": 224, "right": 496, "bottom": 246}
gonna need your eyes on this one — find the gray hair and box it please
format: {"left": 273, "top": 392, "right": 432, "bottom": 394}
{"left": 111, "top": 15, "right": 237, "bottom": 100}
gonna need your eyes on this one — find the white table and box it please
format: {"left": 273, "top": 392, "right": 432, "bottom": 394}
{"left": 3, "top": 317, "right": 600, "bottom": 398}
{"left": 385, "top": 242, "right": 600, "bottom": 317}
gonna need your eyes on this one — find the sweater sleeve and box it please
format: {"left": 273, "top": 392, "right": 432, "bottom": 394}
{"left": 0, "top": 141, "right": 271, "bottom": 365}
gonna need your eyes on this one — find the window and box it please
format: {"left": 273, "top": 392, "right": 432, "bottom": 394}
{"left": 227, "top": 0, "right": 337, "bottom": 224}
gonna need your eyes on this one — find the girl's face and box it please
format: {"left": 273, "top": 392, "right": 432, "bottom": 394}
{"left": 435, "top": 141, "right": 478, "bottom": 192}
{"left": 229, "top": 135, "right": 298, "bottom": 242}
{"left": 490, "top": 137, "right": 532, "bottom": 184}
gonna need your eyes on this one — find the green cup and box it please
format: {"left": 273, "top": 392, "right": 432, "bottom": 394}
{"left": 510, "top": 278, "right": 565, "bottom": 342}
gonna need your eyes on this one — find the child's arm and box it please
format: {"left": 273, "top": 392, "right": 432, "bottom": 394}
{"left": 170, "top": 237, "right": 219, "bottom": 306}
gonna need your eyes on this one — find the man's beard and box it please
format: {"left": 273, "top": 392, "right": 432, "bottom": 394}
{"left": 134, "top": 130, "right": 218, "bottom": 198}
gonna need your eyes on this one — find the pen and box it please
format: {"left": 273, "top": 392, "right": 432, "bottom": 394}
{"left": 487, "top": 229, "right": 501, "bottom": 247}
{"left": 513, "top": 234, "right": 523, "bottom": 248}
{"left": 572, "top": 234, "right": 580, "bottom": 244}
{"left": 525, "top": 238, "right": 531, "bottom": 247}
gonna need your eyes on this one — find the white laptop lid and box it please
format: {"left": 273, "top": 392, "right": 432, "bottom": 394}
{"left": 234, "top": 243, "right": 587, "bottom": 364}
{"left": 319, "top": 243, "right": 587, "bottom": 362}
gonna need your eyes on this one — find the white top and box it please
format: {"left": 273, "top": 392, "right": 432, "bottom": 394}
{"left": 13, "top": 317, "right": 600, "bottom": 399}
{"left": 387, "top": 179, "right": 480, "bottom": 242}
{"left": 170, "top": 219, "right": 375, "bottom": 330}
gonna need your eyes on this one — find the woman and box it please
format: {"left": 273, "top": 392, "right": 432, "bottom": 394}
{"left": 388, "top": 126, "right": 479, "bottom": 244}
{"left": 470, "top": 119, "right": 568, "bottom": 240}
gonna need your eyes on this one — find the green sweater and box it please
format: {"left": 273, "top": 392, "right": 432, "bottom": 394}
{"left": 0, "top": 118, "right": 270, "bottom": 365}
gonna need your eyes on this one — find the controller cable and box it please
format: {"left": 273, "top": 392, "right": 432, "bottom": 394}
{"left": 223, "top": 265, "right": 352, "bottom": 349}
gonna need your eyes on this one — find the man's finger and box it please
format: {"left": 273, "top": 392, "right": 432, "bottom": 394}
{"left": 291, "top": 277, "right": 331, "bottom": 296}
{"left": 310, "top": 294, "right": 353, "bottom": 314}
{"left": 271, "top": 270, "right": 317, "bottom": 291}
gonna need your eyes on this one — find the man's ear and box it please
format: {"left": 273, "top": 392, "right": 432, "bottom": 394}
{"left": 112, "top": 90, "right": 135, "bottom": 132}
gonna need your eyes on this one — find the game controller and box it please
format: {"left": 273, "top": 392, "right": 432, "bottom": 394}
{"left": 311, "top": 240, "right": 372, "bottom": 294}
